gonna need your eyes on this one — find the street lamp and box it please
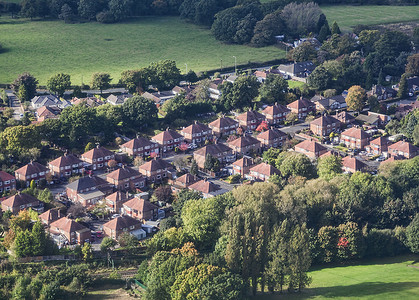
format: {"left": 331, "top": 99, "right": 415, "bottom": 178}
{"left": 233, "top": 56, "right": 237, "bottom": 74}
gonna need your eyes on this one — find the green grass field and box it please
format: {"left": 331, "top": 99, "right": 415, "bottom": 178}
{"left": 322, "top": 5, "right": 419, "bottom": 31}
{"left": 254, "top": 255, "right": 419, "bottom": 300}
{"left": 0, "top": 16, "right": 285, "bottom": 85}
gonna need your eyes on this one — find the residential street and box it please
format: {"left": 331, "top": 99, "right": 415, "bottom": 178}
{"left": 6, "top": 90, "right": 23, "bottom": 120}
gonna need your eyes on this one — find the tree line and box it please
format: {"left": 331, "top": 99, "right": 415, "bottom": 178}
{"left": 139, "top": 151, "right": 419, "bottom": 299}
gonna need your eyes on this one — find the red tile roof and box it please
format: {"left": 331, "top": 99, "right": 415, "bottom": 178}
{"left": 121, "top": 137, "right": 158, "bottom": 150}
{"left": 2, "top": 193, "right": 39, "bottom": 208}
{"left": 103, "top": 215, "right": 141, "bottom": 231}
{"left": 181, "top": 121, "right": 211, "bottom": 135}
{"left": 287, "top": 98, "right": 314, "bottom": 110}
{"left": 139, "top": 159, "right": 173, "bottom": 172}
{"left": 249, "top": 163, "right": 280, "bottom": 176}
{"left": 39, "top": 209, "right": 63, "bottom": 223}
{"left": 176, "top": 173, "right": 199, "bottom": 185}
{"left": 189, "top": 180, "right": 220, "bottom": 194}
{"left": 342, "top": 156, "right": 366, "bottom": 172}
{"left": 257, "top": 128, "right": 287, "bottom": 141}
{"left": 81, "top": 146, "right": 114, "bottom": 161}
{"left": 0, "top": 171, "right": 15, "bottom": 182}
{"left": 310, "top": 115, "right": 340, "bottom": 127}
{"left": 107, "top": 166, "right": 142, "bottom": 181}
{"left": 123, "top": 197, "right": 158, "bottom": 213}
{"left": 388, "top": 141, "right": 419, "bottom": 154}
{"left": 262, "top": 103, "right": 290, "bottom": 115}
{"left": 295, "top": 140, "right": 327, "bottom": 153}
{"left": 236, "top": 111, "right": 265, "bottom": 122}
{"left": 194, "top": 143, "right": 232, "bottom": 157}
{"left": 341, "top": 127, "right": 371, "bottom": 140}
{"left": 105, "top": 191, "right": 131, "bottom": 203}
{"left": 152, "top": 129, "right": 183, "bottom": 143}
{"left": 15, "top": 161, "right": 48, "bottom": 177}
{"left": 228, "top": 135, "right": 260, "bottom": 148}
{"left": 370, "top": 136, "right": 390, "bottom": 147}
{"left": 50, "top": 217, "right": 89, "bottom": 233}
{"left": 49, "top": 154, "right": 82, "bottom": 168}
{"left": 232, "top": 156, "right": 254, "bottom": 168}
{"left": 208, "top": 117, "right": 238, "bottom": 129}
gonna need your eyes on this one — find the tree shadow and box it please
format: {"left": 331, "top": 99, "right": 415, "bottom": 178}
{"left": 306, "top": 281, "right": 419, "bottom": 298}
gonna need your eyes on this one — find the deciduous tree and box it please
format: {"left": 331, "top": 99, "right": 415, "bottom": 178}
{"left": 345, "top": 85, "right": 366, "bottom": 112}
{"left": 47, "top": 73, "right": 71, "bottom": 97}
{"left": 91, "top": 73, "right": 112, "bottom": 94}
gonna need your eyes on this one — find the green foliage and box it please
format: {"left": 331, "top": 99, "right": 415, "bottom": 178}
{"left": 397, "top": 74, "right": 409, "bottom": 99}
{"left": 91, "top": 72, "right": 112, "bottom": 93}
{"left": 346, "top": 85, "right": 366, "bottom": 112}
{"left": 146, "top": 227, "right": 189, "bottom": 256}
{"left": 262, "top": 147, "right": 282, "bottom": 166}
{"left": 122, "top": 96, "right": 158, "bottom": 130}
{"left": 258, "top": 74, "right": 288, "bottom": 104}
{"left": 289, "top": 42, "right": 317, "bottom": 63}
{"left": 406, "top": 214, "right": 419, "bottom": 253}
{"left": 281, "top": 2, "right": 322, "bottom": 37}
{"left": 190, "top": 159, "right": 198, "bottom": 176}
{"left": 331, "top": 21, "right": 341, "bottom": 35}
{"left": 276, "top": 152, "right": 316, "bottom": 179}
{"left": 47, "top": 73, "right": 71, "bottom": 97}
{"left": 218, "top": 75, "right": 260, "bottom": 111}
{"left": 317, "top": 155, "right": 342, "bottom": 180}
{"left": 100, "top": 237, "right": 117, "bottom": 253}
{"left": 309, "top": 65, "right": 332, "bottom": 90}
{"left": 81, "top": 243, "right": 93, "bottom": 261}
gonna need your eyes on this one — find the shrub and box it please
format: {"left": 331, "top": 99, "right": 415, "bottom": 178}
{"left": 96, "top": 11, "right": 115, "bottom": 23}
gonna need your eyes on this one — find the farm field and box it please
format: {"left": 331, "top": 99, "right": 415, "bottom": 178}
{"left": 253, "top": 255, "right": 419, "bottom": 300}
{"left": 321, "top": 5, "right": 419, "bottom": 31}
{"left": 0, "top": 16, "right": 285, "bottom": 85}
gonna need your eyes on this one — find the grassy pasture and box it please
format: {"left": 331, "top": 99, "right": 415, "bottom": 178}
{"left": 253, "top": 255, "right": 419, "bottom": 300}
{"left": 322, "top": 5, "right": 419, "bottom": 31}
{"left": 0, "top": 16, "right": 285, "bottom": 85}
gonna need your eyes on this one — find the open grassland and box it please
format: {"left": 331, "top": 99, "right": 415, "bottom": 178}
{"left": 322, "top": 5, "right": 419, "bottom": 31}
{"left": 254, "top": 255, "right": 419, "bottom": 300}
{"left": 0, "top": 16, "right": 285, "bottom": 85}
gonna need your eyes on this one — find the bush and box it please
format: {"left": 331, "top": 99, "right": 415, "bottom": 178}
{"left": 96, "top": 11, "right": 115, "bottom": 23}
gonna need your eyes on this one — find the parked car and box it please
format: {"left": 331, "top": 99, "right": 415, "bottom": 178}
{"left": 111, "top": 214, "right": 121, "bottom": 219}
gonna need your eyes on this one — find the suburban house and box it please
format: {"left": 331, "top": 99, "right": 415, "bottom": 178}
{"left": 142, "top": 91, "right": 175, "bottom": 106}
{"left": 208, "top": 79, "right": 223, "bottom": 100}
{"left": 49, "top": 217, "right": 91, "bottom": 245}
{"left": 313, "top": 97, "right": 341, "bottom": 111}
{"left": 15, "top": 161, "right": 49, "bottom": 187}
{"left": 193, "top": 143, "right": 235, "bottom": 169}
{"left": 236, "top": 110, "right": 266, "bottom": 130}
{"left": 188, "top": 179, "right": 221, "bottom": 198}
{"left": 106, "top": 166, "right": 146, "bottom": 191}
{"left": 39, "top": 209, "right": 63, "bottom": 226}
{"left": 228, "top": 135, "right": 261, "bottom": 156}
{"left": 310, "top": 115, "right": 341, "bottom": 137}
{"left": 388, "top": 141, "right": 419, "bottom": 159}
{"left": 171, "top": 173, "right": 199, "bottom": 191}
{"left": 0, "top": 171, "right": 16, "bottom": 193}
{"left": 103, "top": 215, "right": 145, "bottom": 240}
{"left": 340, "top": 127, "right": 371, "bottom": 150}
{"left": 342, "top": 156, "right": 367, "bottom": 173}
{"left": 366, "top": 137, "right": 391, "bottom": 155}
{"left": 151, "top": 129, "right": 184, "bottom": 153}
{"left": 81, "top": 146, "right": 115, "bottom": 171}
{"left": 395, "top": 101, "right": 419, "bottom": 117}
{"left": 48, "top": 153, "right": 84, "bottom": 178}
{"left": 106, "top": 94, "right": 132, "bottom": 105}
{"left": 71, "top": 97, "right": 102, "bottom": 107}
{"left": 368, "top": 85, "right": 396, "bottom": 100}
{"left": 36, "top": 106, "right": 61, "bottom": 122}
{"left": 104, "top": 191, "right": 131, "bottom": 213}
{"left": 121, "top": 196, "right": 159, "bottom": 221}
{"left": 232, "top": 156, "right": 254, "bottom": 177}
{"left": 31, "top": 94, "right": 71, "bottom": 109}
{"left": 355, "top": 114, "right": 381, "bottom": 126}
{"left": 257, "top": 128, "right": 287, "bottom": 148}
{"left": 138, "top": 158, "right": 175, "bottom": 183}
{"left": 278, "top": 61, "right": 315, "bottom": 78}
{"left": 367, "top": 112, "right": 391, "bottom": 127}
{"left": 261, "top": 103, "right": 290, "bottom": 124}
{"left": 180, "top": 121, "right": 213, "bottom": 145}
{"left": 294, "top": 140, "right": 328, "bottom": 159}
{"left": 1, "top": 192, "right": 42, "bottom": 214}
{"left": 66, "top": 175, "right": 112, "bottom": 207}
{"left": 287, "top": 98, "right": 316, "bottom": 119}
{"left": 336, "top": 111, "right": 356, "bottom": 125}
{"left": 120, "top": 137, "right": 159, "bottom": 158}
{"left": 208, "top": 117, "right": 239, "bottom": 137}
{"left": 247, "top": 163, "right": 280, "bottom": 182}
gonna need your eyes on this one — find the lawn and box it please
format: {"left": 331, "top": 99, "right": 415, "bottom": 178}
{"left": 0, "top": 16, "right": 285, "bottom": 85}
{"left": 253, "top": 255, "right": 419, "bottom": 300}
{"left": 322, "top": 5, "right": 419, "bottom": 31}
{"left": 288, "top": 80, "right": 305, "bottom": 89}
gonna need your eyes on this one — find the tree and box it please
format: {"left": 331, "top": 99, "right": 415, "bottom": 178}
{"left": 199, "top": 271, "right": 244, "bottom": 300}
{"left": 331, "top": 21, "right": 341, "bottom": 35}
{"left": 281, "top": 2, "right": 322, "bottom": 37}
{"left": 289, "top": 42, "right": 317, "bottom": 63}
{"left": 318, "top": 22, "right": 331, "bottom": 43}
{"left": 258, "top": 74, "right": 288, "bottom": 104}
{"left": 14, "top": 230, "right": 34, "bottom": 257}
{"left": 153, "top": 185, "right": 173, "bottom": 203}
{"left": 406, "top": 214, "right": 419, "bottom": 253}
{"left": 406, "top": 53, "right": 419, "bottom": 76}
{"left": 20, "top": 0, "right": 37, "bottom": 19}
{"left": 91, "top": 73, "right": 112, "bottom": 94}
{"left": 251, "top": 11, "right": 285, "bottom": 47}
{"left": 308, "top": 65, "right": 332, "bottom": 90}
{"left": 12, "top": 276, "right": 31, "bottom": 300}
{"left": 345, "top": 85, "right": 366, "bottom": 112}
{"left": 59, "top": 3, "right": 75, "bottom": 23}
{"left": 317, "top": 155, "right": 342, "bottom": 180}
{"left": 190, "top": 159, "right": 198, "bottom": 176}
{"left": 286, "top": 112, "right": 298, "bottom": 125}
{"left": 82, "top": 242, "right": 93, "bottom": 261}
{"left": 84, "top": 142, "right": 94, "bottom": 153}
{"left": 368, "top": 95, "right": 380, "bottom": 113}
{"left": 78, "top": 0, "right": 98, "bottom": 20}
{"left": 31, "top": 221, "right": 48, "bottom": 256}
{"left": 149, "top": 60, "right": 181, "bottom": 90}
{"left": 47, "top": 73, "right": 71, "bottom": 97}
{"left": 223, "top": 76, "right": 260, "bottom": 111}
{"left": 108, "top": 0, "right": 133, "bottom": 21}
{"left": 11, "top": 72, "right": 38, "bottom": 101}
{"left": 276, "top": 152, "right": 315, "bottom": 179}
{"left": 100, "top": 237, "right": 117, "bottom": 253}
{"left": 122, "top": 96, "right": 158, "bottom": 129}
{"left": 397, "top": 74, "right": 409, "bottom": 99}
{"left": 234, "top": 13, "right": 257, "bottom": 44}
